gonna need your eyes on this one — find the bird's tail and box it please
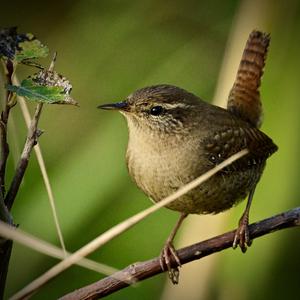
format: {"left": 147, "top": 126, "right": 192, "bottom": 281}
{"left": 227, "top": 30, "right": 270, "bottom": 128}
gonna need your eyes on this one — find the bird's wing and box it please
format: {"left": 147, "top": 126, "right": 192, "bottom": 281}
{"left": 202, "top": 125, "right": 277, "bottom": 171}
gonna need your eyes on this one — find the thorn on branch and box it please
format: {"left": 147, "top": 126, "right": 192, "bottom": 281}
{"left": 33, "top": 129, "right": 44, "bottom": 146}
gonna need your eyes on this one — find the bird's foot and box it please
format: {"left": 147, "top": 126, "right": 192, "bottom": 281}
{"left": 233, "top": 212, "right": 252, "bottom": 253}
{"left": 159, "top": 241, "right": 181, "bottom": 284}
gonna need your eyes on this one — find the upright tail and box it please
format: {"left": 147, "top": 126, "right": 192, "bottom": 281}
{"left": 227, "top": 30, "right": 270, "bottom": 128}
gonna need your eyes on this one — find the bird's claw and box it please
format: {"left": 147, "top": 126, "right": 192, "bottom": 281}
{"left": 233, "top": 213, "right": 252, "bottom": 253}
{"left": 159, "top": 242, "right": 181, "bottom": 284}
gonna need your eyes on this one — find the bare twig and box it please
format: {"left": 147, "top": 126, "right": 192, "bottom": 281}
{"left": 5, "top": 52, "right": 58, "bottom": 212}
{"left": 12, "top": 52, "right": 67, "bottom": 253}
{"left": 0, "top": 52, "right": 65, "bottom": 298}
{"left": 0, "top": 221, "right": 118, "bottom": 275}
{"left": 16, "top": 78, "right": 67, "bottom": 255}
{"left": 60, "top": 206, "right": 300, "bottom": 300}
{"left": 0, "top": 119, "right": 9, "bottom": 196}
{"left": 4, "top": 102, "right": 43, "bottom": 210}
{"left": 0, "top": 191, "right": 13, "bottom": 300}
{"left": 10, "top": 150, "right": 248, "bottom": 300}
{"left": 0, "top": 59, "right": 15, "bottom": 197}
{"left": 0, "top": 179, "right": 11, "bottom": 225}
{"left": 0, "top": 58, "right": 16, "bottom": 300}
{"left": 0, "top": 239, "right": 12, "bottom": 298}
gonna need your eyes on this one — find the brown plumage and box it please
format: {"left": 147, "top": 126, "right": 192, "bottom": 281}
{"left": 121, "top": 84, "right": 277, "bottom": 215}
{"left": 228, "top": 30, "right": 270, "bottom": 128}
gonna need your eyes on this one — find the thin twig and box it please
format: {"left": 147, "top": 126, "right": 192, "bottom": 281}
{"left": 0, "top": 52, "right": 66, "bottom": 298}
{"left": 10, "top": 149, "right": 248, "bottom": 300}
{"left": 12, "top": 53, "right": 67, "bottom": 254}
{"left": 0, "top": 239, "right": 12, "bottom": 298}
{"left": 0, "top": 119, "right": 9, "bottom": 196}
{"left": 0, "top": 191, "right": 12, "bottom": 224}
{"left": 4, "top": 102, "right": 43, "bottom": 210}
{"left": 0, "top": 58, "right": 16, "bottom": 300}
{"left": 5, "top": 52, "right": 59, "bottom": 213}
{"left": 17, "top": 89, "right": 67, "bottom": 255}
{"left": 0, "top": 191, "right": 13, "bottom": 300}
{"left": 0, "top": 221, "right": 118, "bottom": 276}
{"left": 60, "top": 206, "right": 300, "bottom": 300}
{"left": 0, "top": 59, "right": 14, "bottom": 197}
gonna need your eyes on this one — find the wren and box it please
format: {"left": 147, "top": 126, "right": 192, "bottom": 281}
{"left": 98, "top": 30, "right": 277, "bottom": 284}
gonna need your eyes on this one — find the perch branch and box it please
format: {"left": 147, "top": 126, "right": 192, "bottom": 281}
{"left": 60, "top": 206, "right": 300, "bottom": 300}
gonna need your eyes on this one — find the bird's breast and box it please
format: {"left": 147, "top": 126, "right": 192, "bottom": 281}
{"left": 126, "top": 130, "right": 203, "bottom": 203}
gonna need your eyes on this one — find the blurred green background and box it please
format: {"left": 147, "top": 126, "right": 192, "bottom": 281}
{"left": 1, "top": 0, "right": 300, "bottom": 299}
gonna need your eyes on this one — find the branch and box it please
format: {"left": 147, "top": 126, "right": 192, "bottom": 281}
{"left": 4, "top": 51, "right": 61, "bottom": 211}
{"left": 0, "top": 120, "right": 9, "bottom": 196}
{"left": 0, "top": 95, "right": 42, "bottom": 297}
{"left": 0, "top": 58, "right": 16, "bottom": 300}
{"left": 0, "top": 191, "right": 13, "bottom": 300}
{"left": 60, "top": 207, "right": 300, "bottom": 300}
{"left": 0, "top": 239, "right": 12, "bottom": 299}
{"left": 0, "top": 59, "right": 14, "bottom": 197}
{"left": 4, "top": 102, "right": 43, "bottom": 210}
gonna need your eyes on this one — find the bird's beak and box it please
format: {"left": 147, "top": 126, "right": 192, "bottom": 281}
{"left": 97, "top": 101, "right": 128, "bottom": 111}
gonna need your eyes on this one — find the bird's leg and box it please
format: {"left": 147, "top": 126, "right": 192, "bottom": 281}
{"left": 233, "top": 187, "right": 256, "bottom": 252}
{"left": 160, "top": 212, "right": 187, "bottom": 284}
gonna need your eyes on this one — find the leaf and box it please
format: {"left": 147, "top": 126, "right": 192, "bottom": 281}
{"left": 0, "top": 27, "right": 49, "bottom": 62}
{"left": 7, "top": 70, "right": 78, "bottom": 106}
{"left": 15, "top": 38, "right": 49, "bottom": 62}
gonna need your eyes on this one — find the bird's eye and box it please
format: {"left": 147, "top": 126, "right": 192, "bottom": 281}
{"left": 150, "top": 106, "right": 164, "bottom": 116}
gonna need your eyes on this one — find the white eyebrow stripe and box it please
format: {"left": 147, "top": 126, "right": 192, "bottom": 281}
{"left": 163, "top": 103, "right": 192, "bottom": 109}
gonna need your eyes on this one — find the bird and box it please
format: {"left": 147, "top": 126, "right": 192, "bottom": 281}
{"left": 98, "top": 30, "right": 277, "bottom": 284}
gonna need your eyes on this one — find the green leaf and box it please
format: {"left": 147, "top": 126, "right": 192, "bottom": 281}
{"left": 15, "top": 38, "right": 49, "bottom": 62}
{"left": 7, "top": 71, "right": 78, "bottom": 106}
{"left": 0, "top": 27, "right": 49, "bottom": 62}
